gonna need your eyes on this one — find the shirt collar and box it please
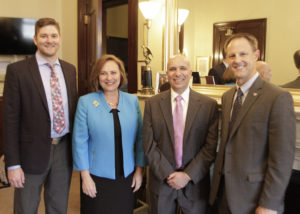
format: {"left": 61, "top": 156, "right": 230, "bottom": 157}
{"left": 237, "top": 72, "right": 259, "bottom": 95}
{"left": 36, "top": 52, "right": 60, "bottom": 67}
{"left": 171, "top": 86, "right": 190, "bottom": 102}
{"left": 223, "top": 61, "right": 228, "bottom": 68}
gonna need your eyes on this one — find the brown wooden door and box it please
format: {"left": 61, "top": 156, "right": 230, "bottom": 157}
{"left": 212, "top": 18, "right": 266, "bottom": 67}
{"left": 78, "top": 0, "right": 102, "bottom": 96}
{"left": 77, "top": 0, "right": 138, "bottom": 95}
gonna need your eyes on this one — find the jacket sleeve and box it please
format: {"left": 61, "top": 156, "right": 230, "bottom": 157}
{"left": 134, "top": 97, "right": 147, "bottom": 167}
{"left": 72, "top": 97, "right": 90, "bottom": 171}
{"left": 142, "top": 99, "right": 174, "bottom": 181}
{"left": 258, "top": 91, "right": 295, "bottom": 210}
{"left": 3, "top": 64, "right": 21, "bottom": 167}
{"left": 184, "top": 100, "right": 219, "bottom": 183}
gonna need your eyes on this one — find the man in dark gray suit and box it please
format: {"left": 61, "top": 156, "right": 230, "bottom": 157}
{"left": 143, "top": 55, "right": 219, "bottom": 214}
{"left": 282, "top": 49, "right": 300, "bottom": 88}
{"left": 209, "top": 33, "right": 295, "bottom": 214}
{"left": 282, "top": 49, "right": 300, "bottom": 214}
{"left": 3, "top": 18, "right": 77, "bottom": 213}
{"left": 208, "top": 49, "right": 228, "bottom": 85}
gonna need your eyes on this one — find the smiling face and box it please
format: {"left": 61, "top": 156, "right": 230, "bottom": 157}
{"left": 34, "top": 25, "right": 61, "bottom": 61}
{"left": 166, "top": 55, "right": 192, "bottom": 94}
{"left": 226, "top": 38, "right": 260, "bottom": 86}
{"left": 98, "top": 60, "right": 121, "bottom": 93}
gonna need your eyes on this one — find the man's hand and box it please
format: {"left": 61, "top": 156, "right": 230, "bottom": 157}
{"left": 167, "top": 172, "right": 191, "bottom": 190}
{"left": 255, "top": 206, "right": 277, "bottom": 214}
{"left": 7, "top": 168, "right": 25, "bottom": 188}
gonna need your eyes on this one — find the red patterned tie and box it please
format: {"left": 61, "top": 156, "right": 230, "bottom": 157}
{"left": 173, "top": 95, "right": 184, "bottom": 168}
{"left": 47, "top": 63, "right": 66, "bottom": 134}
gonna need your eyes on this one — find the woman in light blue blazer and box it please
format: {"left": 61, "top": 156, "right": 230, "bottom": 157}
{"left": 72, "top": 54, "right": 146, "bottom": 214}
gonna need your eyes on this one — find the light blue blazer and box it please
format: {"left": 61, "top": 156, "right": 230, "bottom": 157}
{"left": 72, "top": 91, "right": 146, "bottom": 179}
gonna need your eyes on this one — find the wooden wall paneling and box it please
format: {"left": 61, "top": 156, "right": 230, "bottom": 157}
{"left": 77, "top": 0, "right": 102, "bottom": 96}
{"left": 127, "top": 0, "right": 138, "bottom": 93}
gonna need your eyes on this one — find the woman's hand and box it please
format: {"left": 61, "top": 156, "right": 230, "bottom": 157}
{"left": 81, "top": 170, "right": 97, "bottom": 198}
{"left": 131, "top": 167, "right": 143, "bottom": 192}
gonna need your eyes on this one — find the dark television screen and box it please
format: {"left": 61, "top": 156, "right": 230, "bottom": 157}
{"left": 0, "top": 17, "right": 37, "bottom": 55}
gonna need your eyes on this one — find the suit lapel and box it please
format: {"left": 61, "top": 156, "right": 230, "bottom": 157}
{"left": 222, "top": 88, "right": 236, "bottom": 142}
{"left": 159, "top": 91, "right": 175, "bottom": 143}
{"left": 183, "top": 90, "right": 202, "bottom": 143}
{"left": 29, "top": 56, "right": 49, "bottom": 112}
{"left": 228, "top": 77, "right": 264, "bottom": 139}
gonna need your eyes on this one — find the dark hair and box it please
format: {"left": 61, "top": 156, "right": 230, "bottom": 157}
{"left": 224, "top": 33, "right": 258, "bottom": 54}
{"left": 35, "top": 18, "right": 60, "bottom": 35}
{"left": 294, "top": 50, "right": 300, "bottom": 69}
{"left": 89, "top": 54, "right": 127, "bottom": 92}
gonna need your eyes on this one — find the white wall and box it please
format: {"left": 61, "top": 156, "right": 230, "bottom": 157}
{"left": 0, "top": 0, "right": 77, "bottom": 68}
{"left": 179, "top": 0, "right": 300, "bottom": 85}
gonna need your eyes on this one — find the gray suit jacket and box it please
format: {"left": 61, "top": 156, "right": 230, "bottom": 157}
{"left": 143, "top": 89, "right": 218, "bottom": 202}
{"left": 281, "top": 76, "right": 300, "bottom": 89}
{"left": 209, "top": 76, "right": 296, "bottom": 213}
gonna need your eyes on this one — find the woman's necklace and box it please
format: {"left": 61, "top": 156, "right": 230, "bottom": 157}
{"left": 107, "top": 102, "right": 118, "bottom": 108}
{"left": 104, "top": 92, "right": 119, "bottom": 109}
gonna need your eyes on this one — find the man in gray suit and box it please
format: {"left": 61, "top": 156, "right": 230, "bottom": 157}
{"left": 282, "top": 49, "right": 300, "bottom": 213}
{"left": 208, "top": 48, "right": 229, "bottom": 85}
{"left": 143, "top": 55, "right": 219, "bottom": 214}
{"left": 209, "top": 33, "right": 295, "bottom": 214}
{"left": 282, "top": 49, "right": 300, "bottom": 88}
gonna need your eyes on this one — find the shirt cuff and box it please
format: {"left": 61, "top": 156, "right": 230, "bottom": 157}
{"left": 7, "top": 165, "right": 21, "bottom": 170}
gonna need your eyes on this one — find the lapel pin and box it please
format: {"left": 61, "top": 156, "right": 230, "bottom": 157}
{"left": 253, "top": 92, "right": 258, "bottom": 96}
{"left": 93, "top": 100, "right": 99, "bottom": 107}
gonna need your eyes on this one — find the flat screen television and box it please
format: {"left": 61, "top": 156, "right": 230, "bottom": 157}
{"left": 0, "top": 17, "right": 37, "bottom": 55}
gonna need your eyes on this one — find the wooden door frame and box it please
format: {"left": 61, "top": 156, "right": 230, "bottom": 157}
{"left": 127, "top": 0, "right": 138, "bottom": 93}
{"left": 212, "top": 18, "right": 266, "bottom": 67}
{"left": 77, "top": 0, "right": 138, "bottom": 96}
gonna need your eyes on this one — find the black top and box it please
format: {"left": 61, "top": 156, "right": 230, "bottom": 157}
{"left": 110, "top": 109, "right": 124, "bottom": 179}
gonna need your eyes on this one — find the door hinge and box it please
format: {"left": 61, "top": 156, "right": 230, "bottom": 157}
{"left": 84, "top": 15, "right": 89, "bottom": 25}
